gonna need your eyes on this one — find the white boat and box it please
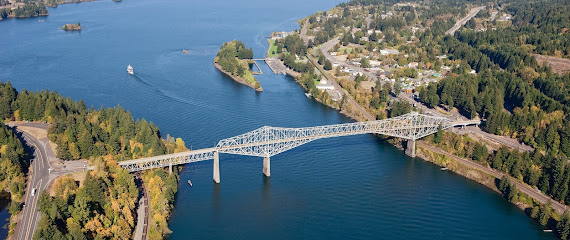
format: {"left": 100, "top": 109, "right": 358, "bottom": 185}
{"left": 127, "top": 64, "right": 134, "bottom": 75}
{"left": 187, "top": 180, "right": 192, "bottom": 187}
{"left": 305, "top": 92, "right": 312, "bottom": 97}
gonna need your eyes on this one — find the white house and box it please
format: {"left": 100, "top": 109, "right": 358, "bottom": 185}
{"left": 380, "top": 49, "right": 399, "bottom": 56}
{"left": 316, "top": 79, "right": 334, "bottom": 90}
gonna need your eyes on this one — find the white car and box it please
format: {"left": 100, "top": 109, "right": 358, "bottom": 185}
{"left": 31, "top": 188, "right": 37, "bottom": 197}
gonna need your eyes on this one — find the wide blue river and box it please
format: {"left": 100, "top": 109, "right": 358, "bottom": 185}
{"left": 0, "top": 0, "right": 556, "bottom": 239}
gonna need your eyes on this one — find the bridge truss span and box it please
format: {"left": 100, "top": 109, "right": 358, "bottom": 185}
{"left": 215, "top": 112, "right": 453, "bottom": 158}
{"left": 119, "top": 148, "right": 217, "bottom": 172}
{"left": 119, "top": 112, "right": 480, "bottom": 182}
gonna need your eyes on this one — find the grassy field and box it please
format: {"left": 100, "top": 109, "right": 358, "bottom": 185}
{"left": 268, "top": 39, "right": 278, "bottom": 58}
{"left": 239, "top": 60, "right": 257, "bottom": 84}
{"left": 338, "top": 47, "right": 353, "bottom": 54}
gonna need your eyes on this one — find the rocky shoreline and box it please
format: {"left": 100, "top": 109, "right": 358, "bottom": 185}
{"left": 62, "top": 23, "right": 82, "bottom": 31}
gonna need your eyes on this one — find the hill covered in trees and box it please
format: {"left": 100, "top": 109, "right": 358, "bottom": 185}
{"left": 214, "top": 40, "right": 262, "bottom": 91}
{"left": 403, "top": 0, "right": 570, "bottom": 237}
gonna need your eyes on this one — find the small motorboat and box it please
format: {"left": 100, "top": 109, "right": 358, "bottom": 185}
{"left": 183, "top": 49, "right": 190, "bottom": 54}
{"left": 127, "top": 64, "right": 134, "bottom": 75}
{"left": 305, "top": 92, "right": 312, "bottom": 97}
{"left": 187, "top": 180, "right": 192, "bottom": 187}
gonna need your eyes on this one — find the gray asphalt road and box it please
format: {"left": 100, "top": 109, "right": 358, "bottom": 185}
{"left": 8, "top": 123, "right": 89, "bottom": 240}
{"left": 399, "top": 92, "right": 534, "bottom": 152}
{"left": 15, "top": 130, "right": 50, "bottom": 240}
{"left": 445, "top": 6, "right": 485, "bottom": 35}
{"left": 319, "top": 38, "right": 379, "bottom": 82}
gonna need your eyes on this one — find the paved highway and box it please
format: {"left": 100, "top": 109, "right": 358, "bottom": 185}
{"left": 445, "top": 6, "right": 485, "bottom": 35}
{"left": 14, "top": 129, "right": 51, "bottom": 240}
{"left": 399, "top": 92, "right": 534, "bottom": 152}
{"left": 8, "top": 123, "right": 89, "bottom": 240}
{"left": 300, "top": 19, "right": 309, "bottom": 45}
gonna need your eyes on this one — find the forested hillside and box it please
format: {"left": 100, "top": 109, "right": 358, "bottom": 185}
{"left": 0, "top": 82, "right": 184, "bottom": 239}
{"left": 408, "top": 0, "right": 570, "bottom": 223}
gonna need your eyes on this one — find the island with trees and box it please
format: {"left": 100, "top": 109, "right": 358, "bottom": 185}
{"left": 62, "top": 22, "right": 82, "bottom": 31}
{"left": 214, "top": 40, "right": 262, "bottom": 91}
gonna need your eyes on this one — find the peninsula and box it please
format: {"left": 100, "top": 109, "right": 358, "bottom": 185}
{"left": 214, "top": 40, "right": 262, "bottom": 91}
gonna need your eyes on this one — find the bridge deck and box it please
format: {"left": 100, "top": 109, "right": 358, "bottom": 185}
{"left": 119, "top": 147, "right": 217, "bottom": 166}
{"left": 118, "top": 112, "right": 481, "bottom": 172}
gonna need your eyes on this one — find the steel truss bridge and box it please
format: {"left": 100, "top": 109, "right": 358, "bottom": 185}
{"left": 118, "top": 112, "right": 480, "bottom": 183}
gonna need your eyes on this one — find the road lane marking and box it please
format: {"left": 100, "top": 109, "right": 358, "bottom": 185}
{"left": 24, "top": 179, "right": 42, "bottom": 240}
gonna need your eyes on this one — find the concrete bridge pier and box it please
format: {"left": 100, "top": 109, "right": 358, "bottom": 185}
{"left": 263, "top": 156, "right": 270, "bottom": 177}
{"left": 213, "top": 151, "right": 220, "bottom": 184}
{"left": 406, "top": 140, "right": 416, "bottom": 158}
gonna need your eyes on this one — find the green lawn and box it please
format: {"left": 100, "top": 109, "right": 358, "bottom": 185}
{"left": 268, "top": 39, "right": 278, "bottom": 58}
{"left": 239, "top": 60, "right": 257, "bottom": 84}
{"left": 338, "top": 47, "right": 353, "bottom": 54}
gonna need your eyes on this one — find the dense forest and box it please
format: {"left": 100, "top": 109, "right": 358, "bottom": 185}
{"left": 406, "top": 1, "right": 570, "bottom": 237}
{"left": 35, "top": 162, "right": 138, "bottom": 239}
{"left": 0, "top": 2, "right": 48, "bottom": 19}
{"left": 0, "top": 120, "right": 27, "bottom": 234}
{"left": 0, "top": 82, "right": 184, "bottom": 239}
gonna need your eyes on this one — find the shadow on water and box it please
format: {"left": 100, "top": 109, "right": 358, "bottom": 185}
{"left": 212, "top": 182, "right": 221, "bottom": 221}
{"left": 262, "top": 175, "right": 271, "bottom": 199}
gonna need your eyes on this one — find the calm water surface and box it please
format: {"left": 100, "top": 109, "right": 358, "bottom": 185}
{"left": 0, "top": 0, "right": 556, "bottom": 239}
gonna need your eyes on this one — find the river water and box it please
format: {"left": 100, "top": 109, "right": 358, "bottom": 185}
{"left": 0, "top": 0, "right": 556, "bottom": 239}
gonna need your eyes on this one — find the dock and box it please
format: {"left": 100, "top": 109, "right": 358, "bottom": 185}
{"left": 259, "top": 58, "right": 286, "bottom": 75}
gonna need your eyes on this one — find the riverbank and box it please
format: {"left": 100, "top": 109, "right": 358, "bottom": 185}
{"left": 416, "top": 141, "right": 567, "bottom": 233}
{"left": 264, "top": 48, "right": 367, "bottom": 122}
{"left": 264, "top": 32, "right": 566, "bottom": 237}
{"left": 213, "top": 62, "right": 263, "bottom": 92}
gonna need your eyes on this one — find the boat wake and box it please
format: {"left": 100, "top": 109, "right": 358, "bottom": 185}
{"left": 127, "top": 73, "right": 223, "bottom": 112}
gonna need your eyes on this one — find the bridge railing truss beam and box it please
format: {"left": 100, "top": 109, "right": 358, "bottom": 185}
{"left": 119, "top": 112, "right": 479, "bottom": 172}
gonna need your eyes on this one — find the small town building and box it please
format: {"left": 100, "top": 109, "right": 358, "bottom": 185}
{"left": 316, "top": 79, "right": 334, "bottom": 90}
